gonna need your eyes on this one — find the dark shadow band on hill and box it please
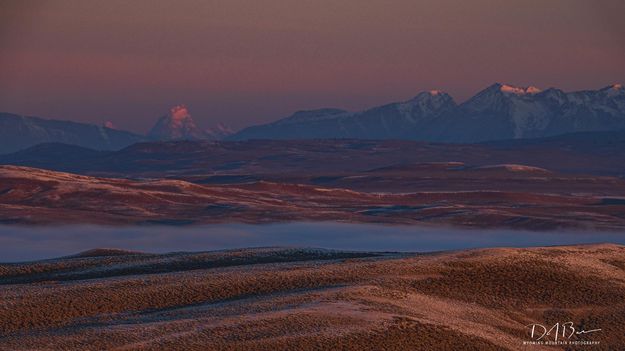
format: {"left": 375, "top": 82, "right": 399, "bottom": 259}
{"left": 0, "top": 247, "right": 386, "bottom": 284}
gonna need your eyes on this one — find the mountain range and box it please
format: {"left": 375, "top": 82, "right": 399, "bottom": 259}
{"left": 148, "top": 105, "right": 234, "bottom": 141}
{"left": 0, "top": 112, "right": 145, "bottom": 154}
{"left": 1, "top": 83, "right": 624, "bottom": 153}
{"left": 0, "top": 106, "right": 233, "bottom": 154}
{"left": 229, "top": 83, "right": 625, "bottom": 142}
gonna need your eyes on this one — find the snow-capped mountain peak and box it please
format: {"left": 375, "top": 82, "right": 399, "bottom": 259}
{"left": 148, "top": 105, "right": 208, "bottom": 141}
{"left": 168, "top": 105, "right": 191, "bottom": 122}
{"left": 399, "top": 90, "right": 455, "bottom": 116}
{"left": 230, "top": 83, "right": 625, "bottom": 143}
{"left": 409, "top": 90, "right": 452, "bottom": 101}
{"left": 499, "top": 84, "right": 541, "bottom": 95}
{"left": 477, "top": 83, "right": 541, "bottom": 96}
{"left": 463, "top": 83, "right": 544, "bottom": 113}
{"left": 602, "top": 83, "right": 624, "bottom": 97}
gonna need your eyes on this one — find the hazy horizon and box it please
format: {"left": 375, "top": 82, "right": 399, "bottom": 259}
{"left": 3, "top": 82, "right": 625, "bottom": 134}
{"left": 1, "top": 0, "right": 624, "bottom": 133}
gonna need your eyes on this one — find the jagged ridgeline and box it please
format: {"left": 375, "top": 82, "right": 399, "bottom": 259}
{"left": 1, "top": 83, "right": 623, "bottom": 153}
{"left": 229, "top": 83, "right": 625, "bottom": 142}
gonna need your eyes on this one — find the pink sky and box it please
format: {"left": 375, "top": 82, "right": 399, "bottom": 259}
{"left": 1, "top": 0, "right": 624, "bottom": 133}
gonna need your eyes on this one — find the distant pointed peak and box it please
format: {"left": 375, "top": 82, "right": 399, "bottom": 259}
{"left": 410, "top": 90, "right": 452, "bottom": 102}
{"left": 168, "top": 105, "right": 191, "bottom": 121}
{"left": 148, "top": 105, "right": 209, "bottom": 141}
{"left": 103, "top": 121, "right": 116, "bottom": 129}
{"left": 465, "top": 83, "right": 541, "bottom": 110}
{"left": 400, "top": 90, "right": 455, "bottom": 113}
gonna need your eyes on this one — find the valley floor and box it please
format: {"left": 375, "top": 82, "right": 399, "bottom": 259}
{"left": 1, "top": 244, "right": 624, "bottom": 350}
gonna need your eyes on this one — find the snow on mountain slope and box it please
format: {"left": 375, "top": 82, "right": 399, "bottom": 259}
{"left": 448, "top": 83, "right": 554, "bottom": 141}
{"left": 148, "top": 105, "right": 233, "bottom": 141}
{"left": 0, "top": 112, "right": 145, "bottom": 154}
{"left": 230, "top": 83, "right": 625, "bottom": 142}
{"left": 230, "top": 91, "right": 457, "bottom": 140}
{"left": 148, "top": 105, "right": 210, "bottom": 141}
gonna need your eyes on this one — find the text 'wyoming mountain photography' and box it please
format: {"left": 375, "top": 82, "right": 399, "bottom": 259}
{"left": 1, "top": 1, "right": 625, "bottom": 350}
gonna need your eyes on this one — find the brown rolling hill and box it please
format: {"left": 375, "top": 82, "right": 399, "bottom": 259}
{"left": 0, "top": 244, "right": 623, "bottom": 350}
{"left": 1, "top": 165, "right": 625, "bottom": 230}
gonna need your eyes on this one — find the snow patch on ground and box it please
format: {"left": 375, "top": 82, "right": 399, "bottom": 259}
{"left": 474, "top": 164, "right": 551, "bottom": 173}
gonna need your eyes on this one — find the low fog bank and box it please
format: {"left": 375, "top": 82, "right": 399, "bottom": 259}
{"left": 1, "top": 222, "right": 624, "bottom": 262}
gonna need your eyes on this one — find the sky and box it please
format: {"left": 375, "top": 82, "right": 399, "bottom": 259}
{"left": 1, "top": 0, "right": 624, "bottom": 133}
